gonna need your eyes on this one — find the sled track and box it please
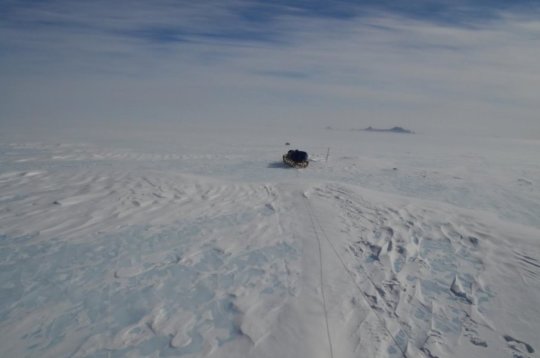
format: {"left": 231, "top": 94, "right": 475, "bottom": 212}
{"left": 304, "top": 195, "right": 410, "bottom": 358}
{"left": 304, "top": 197, "right": 335, "bottom": 358}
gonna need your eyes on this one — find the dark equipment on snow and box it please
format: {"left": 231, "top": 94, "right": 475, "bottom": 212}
{"left": 283, "top": 149, "right": 309, "bottom": 168}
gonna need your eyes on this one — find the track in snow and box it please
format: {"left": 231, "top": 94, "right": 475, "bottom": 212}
{"left": 305, "top": 195, "right": 410, "bottom": 358}
{"left": 304, "top": 196, "right": 336, "bottom": 358}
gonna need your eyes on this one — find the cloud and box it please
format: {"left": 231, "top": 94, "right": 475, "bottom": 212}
{"left": 1, "top": 1, "right": 540, "bottom": 137}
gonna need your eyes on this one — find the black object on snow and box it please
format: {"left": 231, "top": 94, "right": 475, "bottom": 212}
{"left": 283, "top": 149, "right": 309, "bottom": 168}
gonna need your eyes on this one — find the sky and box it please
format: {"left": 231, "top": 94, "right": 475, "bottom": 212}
{"left": 1, "top": 0, "right": 540, "bottom": 138}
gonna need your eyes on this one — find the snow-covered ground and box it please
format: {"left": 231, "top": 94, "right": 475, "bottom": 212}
{"left": 1, "top": 127, "right": 539, "bottom": 358}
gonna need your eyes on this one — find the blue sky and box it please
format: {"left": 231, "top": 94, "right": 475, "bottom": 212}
{"left": 1, "top": 0, "right": 540, "bottom": 137}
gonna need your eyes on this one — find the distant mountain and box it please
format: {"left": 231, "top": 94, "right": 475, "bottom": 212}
{"left": 363, "top": 126, "right": 414, "bottom": 134}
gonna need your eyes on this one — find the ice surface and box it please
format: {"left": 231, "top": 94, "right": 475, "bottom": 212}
{"left": 0, "top": 128, "right": 539, "bottom": 357}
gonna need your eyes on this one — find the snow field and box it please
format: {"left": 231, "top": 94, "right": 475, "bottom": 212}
{"left": 0, "top": 131, "right": 539, "bottom": 357}
{"left": 0, "top": 164, "right": 301, "bottom": 357}
{"left": 305, "top": 184, "right": 539, "bottom": 357}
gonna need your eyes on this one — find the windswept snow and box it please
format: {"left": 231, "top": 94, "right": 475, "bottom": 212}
{"left": 0, "top": 128, "right": 539, "bottom": 357}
